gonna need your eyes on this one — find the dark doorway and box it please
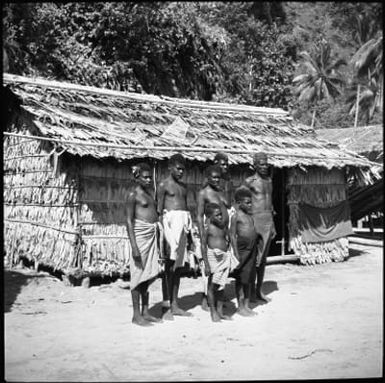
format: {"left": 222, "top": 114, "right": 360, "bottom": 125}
{"left": 269, "top": 168, "right": 291, "bottom": 256}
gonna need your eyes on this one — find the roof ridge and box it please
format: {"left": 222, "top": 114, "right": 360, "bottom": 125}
{"left": 3, "top": 73, "right": 289, "bottom": 116}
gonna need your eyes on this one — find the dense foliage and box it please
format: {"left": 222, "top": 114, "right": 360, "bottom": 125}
{"left": 2, "top": 1, "right": 383, "bottom": 127}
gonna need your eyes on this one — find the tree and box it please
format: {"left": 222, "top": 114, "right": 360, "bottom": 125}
{"left": 292, "top": 41, "right": 346, "bottom": 127}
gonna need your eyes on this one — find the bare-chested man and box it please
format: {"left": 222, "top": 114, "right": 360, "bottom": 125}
{"left": 126, "top": 162, "right": 163, "bottom": 326}
{"left": 157, "top": 154, "right": 193, "bottom": 319}
{"left": 197, "top": 164, "right": 231, "bottom": 310}
{"left": 244, "top": 152, "right": 276, "bottom": 302}
{"left": 213, "top": 152, "right": 233, "bottom": 207}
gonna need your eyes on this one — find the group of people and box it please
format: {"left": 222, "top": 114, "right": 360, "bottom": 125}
{"left": 126, "top": 152, "right": 276, "bottom": 326}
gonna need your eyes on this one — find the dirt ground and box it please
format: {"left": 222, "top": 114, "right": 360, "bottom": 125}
{"left": 4, "top": 242, "right": 383, "bottom": 381}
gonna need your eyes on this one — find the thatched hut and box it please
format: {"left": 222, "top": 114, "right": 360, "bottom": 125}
{"left": 316, "top": 125, "right": 383, "bottom": 164}
{"left": 3, "top": 74, "right": 377, "bottom": 277}
{"left": 317, "top": 125, "right": 383, "bottom": 228}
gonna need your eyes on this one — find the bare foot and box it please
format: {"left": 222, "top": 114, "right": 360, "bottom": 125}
{"left": 171, "top": 305, "right": 192, "bottom": 317}
{"left": 256, "top": 292, "right": 271, "bottom": 302}
{"left": 245, "top": 306, "right": 257, "bottom": 316}
{"left": 143, "top": 313, "right": 163, "bottom": 323}
{"left": 211, "top": 311, "right": 222, "bottom": 322}
{"left": 219, "top": 313, "right": 232, "bottom": 320}
{"left": 201, "top": 296, "right": 209, "bottom": 312}
{"left": 236, "top": 308, "right": 254, "bottom": 317}
{"left": 161, "top": 308, "right": 174, "bottom": 321}
{"left": 132, "top": 316, "right": 153, "bottom": 326}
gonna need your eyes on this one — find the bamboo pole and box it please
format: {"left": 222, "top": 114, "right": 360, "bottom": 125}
{"left": 4, "top": 202, "right": 79, "bottom": 207}
{"left": 3, "top": 73, "right": 288, "bottom": 116}
{"left": 82, "top": 235, "right": 129, "bottom": 239}
{"left": 354, "top": 84, "right": 361, "bottom": 128}
{"left": 3, "top": 132, "right": 367, "bottom": 161}
{"left": 4, "top": 218, "right": 78, "bottom": 235}
{"left": 311, "top": 110, "right": 316, "bottom": 128}
{"left": 4, "top": 185, "right": 74, "bottom": 190}
{"left": 4, "top": 154, "right": 52, "bottom": 161}
{"left": 281, "top": 171, "right": 285, "bottom": 256}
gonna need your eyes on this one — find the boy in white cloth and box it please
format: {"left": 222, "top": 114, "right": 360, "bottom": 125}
{"left": 157, "top": 154, "right": 193, "bottom": 319}
{"left": 202, "top": 202, "right": 239, "bottom": 322}
{"left": 126, "top": 162, "right": 163, "bottom": 327}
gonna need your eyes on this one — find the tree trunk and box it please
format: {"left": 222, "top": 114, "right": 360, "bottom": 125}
{"left": 310, "top": 109, "right": 316, "bottom": 128}
{"left": 354, "top": 84, "right": 360, "bottom": 128}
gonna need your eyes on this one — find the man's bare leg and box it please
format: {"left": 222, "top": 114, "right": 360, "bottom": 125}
{"left": 141, "top": 284, "right": 162, "bottom": 323}
{"left": 244, "top": 284, "right": 257, "bottom": 315}
{"left": 216, "top": 289, "right": 231, "bottom": 320}
{"left": 255, "top": 235, "right": 272, "bottom": 302}
{"left": 236, "top": 279, "right": 253, "bottom": 316}
{"left": 200, "top": 263, "right": 209, "bottom": 311}
{"left": 161, "top": 261, "right": 174, "bottom": 320}
{"left": 131, "top": 287, "right": 152, "bottom": 326}
{"left": 207, "top": 276, "right": 221, "bottom": 322}
{"left": 171, "top": 268, "right": 192, "bottom": 316}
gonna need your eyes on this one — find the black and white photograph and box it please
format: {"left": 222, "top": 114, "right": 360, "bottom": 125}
{"left": 3, "top": 1, "right": 383, "bottom": 381}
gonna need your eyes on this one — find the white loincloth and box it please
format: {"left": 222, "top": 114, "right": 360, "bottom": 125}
{"left": 207, "top": 247, "right": 239, "bottom": 291}
{"left": 162, "top": 209, "right": 192, "bottom": 270}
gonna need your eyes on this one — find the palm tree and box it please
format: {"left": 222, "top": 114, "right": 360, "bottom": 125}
{"left": 346, "top": 77, "right": 379, "bottom": 125}
{"left": 292, "top": 41, "right": 346, "bottom": 127}
{"left": 351, "top": 33, "right": 383, "bottom": 115}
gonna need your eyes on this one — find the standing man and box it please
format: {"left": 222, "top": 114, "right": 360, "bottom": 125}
{"left": 126, "top": 162, "right": 163, "bottom": 326}
{"left": 213, "top": 152, "right": 232, "bottom": 207}
{"left": 197, "top": 164, "right": 231, "bottom": 310}
{"left": 157, "top": 154, "right": 193, "bottom": 319}
{"left": 244, "top": 152, "right": 276, "bottom": 302}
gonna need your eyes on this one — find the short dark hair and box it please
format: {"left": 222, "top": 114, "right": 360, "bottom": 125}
{"left": 214, "top": 152, "right": 228, "bottom": 163}
{"left": 253, "top": 152, "right": 268, "bottom": 162}
{"left": 205, "top": 164, "right": 222, "bottom": 177}
{"left": 205, "top": 202, "right": 221, "bottom": 218}
{"left": 169, "top": 153, "right": 186, "bottom": 166}
{"left": 137, "top": 162, "right": 152, "bottom": 174}
{"left": 234, "top": 187, "right": 252, "bottom": 202}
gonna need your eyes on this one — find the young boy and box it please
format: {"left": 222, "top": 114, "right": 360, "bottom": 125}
{"left": 230, "top": 187, "right": 259, "bottom": 316}
{"left": 202, "top": 202, "right": 239, "bottom": 322}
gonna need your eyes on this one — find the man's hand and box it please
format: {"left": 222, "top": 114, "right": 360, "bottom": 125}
{"left": 204, "top": 262, "right": 211, "bottom": 276}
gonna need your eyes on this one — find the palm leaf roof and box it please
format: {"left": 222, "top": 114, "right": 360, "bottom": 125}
{"left": 3, "top": 73, "right": 376, "bottom": 171}
{"left": 316, "top": 125, "right": 383, "bottom": 163}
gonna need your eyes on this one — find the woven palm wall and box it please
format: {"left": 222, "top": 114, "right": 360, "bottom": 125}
{"left": 4, "top": 113, "right": 80, "bottom": 272}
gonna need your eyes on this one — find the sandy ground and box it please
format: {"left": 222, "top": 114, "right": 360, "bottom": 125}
{"left": 4, "top": 243, "right": 383, "bottom": 381}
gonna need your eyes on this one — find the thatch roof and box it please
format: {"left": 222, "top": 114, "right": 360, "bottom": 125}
{"left": 316, "top": 125, "right": 383, "bottom": 163}
{"left": 3, "top": 73, "right": 375, "bottom": 170}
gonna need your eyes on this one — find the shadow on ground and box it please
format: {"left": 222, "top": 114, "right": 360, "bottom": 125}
{"left": 345, "top": 247, "right": 366, "bottom": 261}
{"left": 149, "top": 279, "right": 279, "bottom": 318}
{"left": 4, "top": 270, "right": 47, "bottom": 313}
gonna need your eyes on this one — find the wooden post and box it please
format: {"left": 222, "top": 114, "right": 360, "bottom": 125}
{"left": 369, "top": 213, "right": 374, "bottom": 236}
{"left": 354, "top": 84, "right": 361, "bottom": 128}
{"left": 281, "top": 171, "right": 285, "bottom": 256}
{"left": 311, "top": 109, "right": 316, "bottom": 128}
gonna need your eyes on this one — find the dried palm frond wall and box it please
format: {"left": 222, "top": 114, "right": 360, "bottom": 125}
{"left": 4, "top": 112, "right": 80, "bottom": 271}
{"left": 287, "top": 167, "right": 350, "bottom": 265}
{"left": 76, "top": 158, "right": 250, "bottom": 276}
{"left": 77, "top": 157, "right": 135, "bottom": 275}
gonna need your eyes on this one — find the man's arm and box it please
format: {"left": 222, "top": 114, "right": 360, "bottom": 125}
{"left": 196, "top": 189, "right": 206, "bottom": 241}
{"left": 243, "top": 176, "right": 252, "bottom": 188}
{"left": 197, "top": 189, "right": 210, "bottom": 275}
{"left": 229, "top": 213, "right": 240, "bottom": 260}
{"left": 156, "top": 181, "right": 166, "bottom": 216}
{"left": 200, "top": 224, "right": 210, "bottom": 276}
{"left": 126, "top": 191, "right": 142, "bottom": 269}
